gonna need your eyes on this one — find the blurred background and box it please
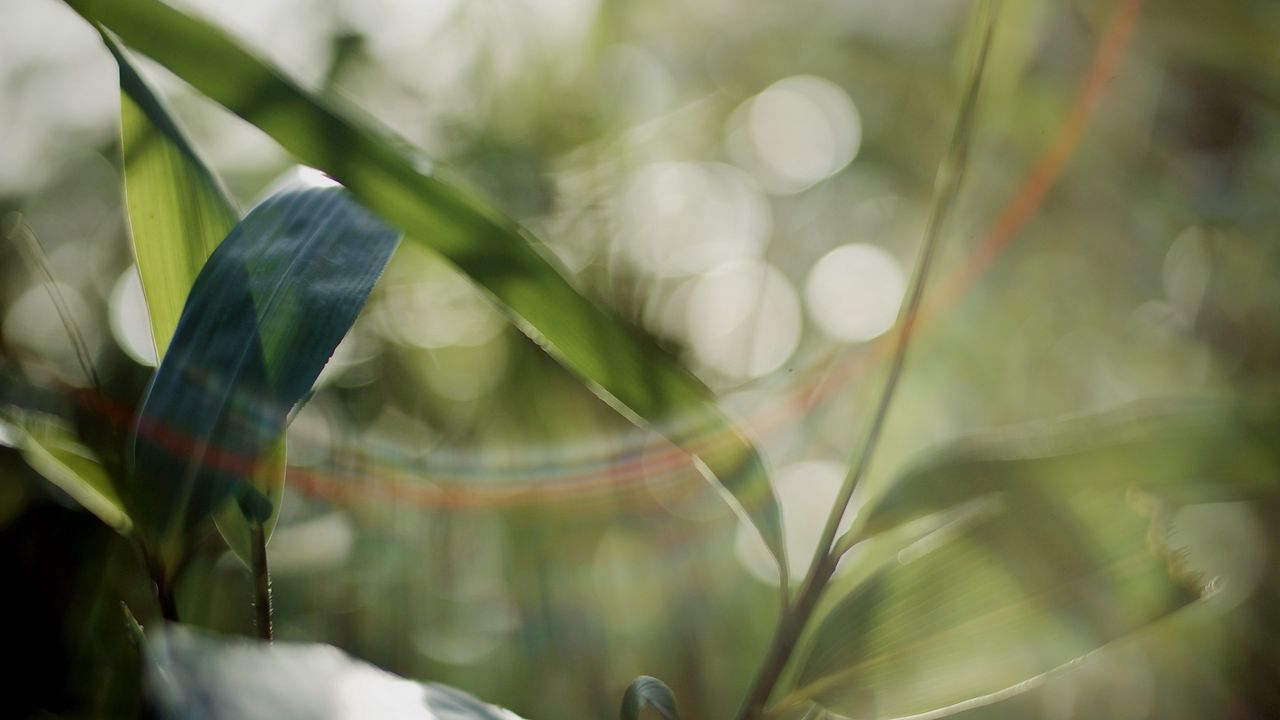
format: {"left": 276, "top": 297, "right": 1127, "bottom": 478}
{"left": 2, "top": 0, "right": 1279, "bottom": 717}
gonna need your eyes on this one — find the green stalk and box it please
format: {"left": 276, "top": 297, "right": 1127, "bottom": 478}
{"left": 251, "top": 519, "right": 273, "bottom": 641}
{"left": 733, "top": 6, "right": 998, "bottom": 718}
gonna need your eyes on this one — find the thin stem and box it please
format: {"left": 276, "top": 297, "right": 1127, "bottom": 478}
{"left": 251, "top": 519, "right": 273, "bottom": 641}
{"left": 734, "top": 7, "right": 998, "bottom": 719}
{"left": 149, "top": 552, "right": 180, "bottom": 623}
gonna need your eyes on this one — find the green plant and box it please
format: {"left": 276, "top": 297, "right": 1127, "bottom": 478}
{"left": 4, "top": 0, "right": 1278, "bottom": 718}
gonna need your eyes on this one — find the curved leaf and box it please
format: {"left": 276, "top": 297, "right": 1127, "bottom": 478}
{"left": 0, "top": 408, "right": 132, "bottom": 534}
{"left": 783, "top": 483, "right": 1202, "bottom": 719}
{"left": 110, "top": 36, "right": 285, "bottom": 565}
{"left": 146, "top": 625, "right": 526, "bottom": 719}
{"left": 72, "top": 0, "right": 786, "bottom": 574}
{"left": 621, "top": 675, "right": 680, "bottom": 720}
{"left": 130, "top": 187, "right": 398, "bottom": 550}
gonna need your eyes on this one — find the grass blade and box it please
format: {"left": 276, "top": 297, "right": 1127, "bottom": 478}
{"left": 71, "top": 0, "right": 786, "bottom": 573}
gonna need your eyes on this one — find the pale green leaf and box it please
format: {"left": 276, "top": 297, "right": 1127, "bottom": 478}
{"left": 0, "top": 408, "right": 132, "bottom": 534}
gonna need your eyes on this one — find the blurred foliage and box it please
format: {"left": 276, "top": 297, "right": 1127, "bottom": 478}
{"left": 3, "top": 0, "right": 1280, "bottom": 718}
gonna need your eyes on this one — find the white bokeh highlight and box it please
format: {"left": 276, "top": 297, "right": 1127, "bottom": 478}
{"left": 735, "top": 460, "right": 852, "bottom": 584}
{"left": 109, "top": 266, "right": 158, "bottom": 366}
{"left": 684, "top": 260, "right": 801, "bottom": 380}
{"left": 728, "top": 75, "right": 862, "bottom": 195}
{"left": 805, "top": 243, "right": 906, "bottom": 343}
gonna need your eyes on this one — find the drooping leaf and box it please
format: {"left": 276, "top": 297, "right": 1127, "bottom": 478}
{"left": 783, "top": 482, "right": 1202, "bottom": 719}
{"left": 109, "top": 36, "right": 285, "bottom": 565}
{"left": 621, "top": 675, "right": 680, "bottom": 720}
{"left": 73, "top": 1, "right": 786, "bottom": 575}
{"left": 129, "top": 187, "right": 398, "bottom": 551}
{"left": 856, "top": 397, "right": 1280, "bottom": 540}
{"left": 0, "top": 408, "right": 132, "bottom": 534}
{"left": 145, "top": 625, "right": 526, "bottom": 720}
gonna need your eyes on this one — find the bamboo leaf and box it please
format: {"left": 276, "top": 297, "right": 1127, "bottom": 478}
{"left": 109, "top": 36, "right": 285, "bottom": 564}
{"left": 73, "top": 0, "right": 786, "bottom": 573}
{"left": 129, "top": 187, "right": 398, "bottom": 552}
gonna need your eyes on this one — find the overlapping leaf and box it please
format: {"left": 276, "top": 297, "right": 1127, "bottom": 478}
{"left": 71, "top": 0, "right": 786, "bottom": 575}
{"left": 111, "top": 37, "right": 285, "bottom": 563}
{"left": 129, "top": 187, "right": 398, "bottom": 550}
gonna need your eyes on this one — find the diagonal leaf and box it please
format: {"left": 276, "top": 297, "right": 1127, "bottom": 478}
{"left": 0, "top": 408, "right": 132, "bottom": 534}
{"left": 621, "top": 675, "right": 681, "bottom": 720}
{"left": 145, "top": 625, "right": 526, "bottom": 719}
{"left": 71, "top": 0, "right": 786, "bottom": 575}
{"left": 854, "top": 397, "right": 1280, "bottom": 541}
{"left": 129, "top": 187, "right": 398, "bottom": 551}
{"left": 782, "top": 482, "right": 1202, "bottom": 719}
{"left": 109, "top": 35, "right": 284, "bottom": 564}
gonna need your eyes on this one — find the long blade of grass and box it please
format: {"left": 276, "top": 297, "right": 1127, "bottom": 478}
{"left": 108, "top": 36, "right": 284, "bottom": 566}
{"left": 70, "top": 0, "right": 786, "bottom": 572}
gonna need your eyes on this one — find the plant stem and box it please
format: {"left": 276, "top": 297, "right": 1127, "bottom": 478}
{"left": 251, "top": 519, "right": 273, "bottom": 641}
{"left": 734, "top": 7, "right": 997, "bottom": 719}
{"left": 155, "top": 575, "right": 179, "bottom": 623}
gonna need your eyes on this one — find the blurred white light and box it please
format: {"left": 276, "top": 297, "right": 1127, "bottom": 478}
{"left": 684, "top": 260, "right": 801, "bottom": 380}
{"left": 805, "top": 243, "right": 906, "bottom": 343}
{"left": 3, "top": 281, "right": 101, "bottom": 385}
{"left": 619, "top": 162, "right": 770, "bottom": 277}
{"left": 735, "top": 460, "right": 851, "bottom": 584}
{"left": 728, "top": 76, "right": 862, "bottom": 195}
{"left": 109, "top": 266, "right": 158, "bottom": 366}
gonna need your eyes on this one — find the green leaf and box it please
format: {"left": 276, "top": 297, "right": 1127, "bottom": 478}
{"left": 109, "top": 36, "right": 284, "bottom": 565}
{"left": 145, "top": 625, "right": 526, "bottom": 719}
{"left": 129, "top": 187, "right": 398, "bottom": 552}
{"left": 0, "top": 408, "right": 132, "bottom": 534}
{"left": 783, "top": 482, "right": 1202, "bottom": 719}
{"left": 856, "top": 397, "right": 1280, "bottom": 540}
{"left": 73, "top": 0, "right": 786, "bottom": 575}
{"left": 110, "top": 36, "right": 238, "bottom": 356}
{"left": 621, "top": 676, "right": 680, "bottom": 720}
